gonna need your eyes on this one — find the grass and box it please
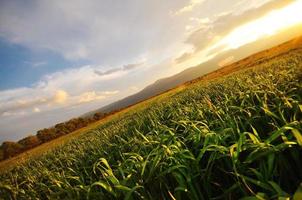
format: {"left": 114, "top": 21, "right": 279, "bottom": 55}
{"left": 0, "top": 49, "right": 302, "bottom": 199}
{"left": 0, "top": 114, "right": 119, "bottom": 173}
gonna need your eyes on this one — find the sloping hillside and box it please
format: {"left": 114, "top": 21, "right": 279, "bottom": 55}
{"left": 87, "top": 33, "right": 302, "bottom": 117}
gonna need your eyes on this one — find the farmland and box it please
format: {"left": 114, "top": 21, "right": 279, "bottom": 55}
{"left": 0, "top": 48, "right": 302, "bottom": 199}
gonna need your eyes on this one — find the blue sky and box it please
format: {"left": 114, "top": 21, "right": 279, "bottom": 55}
{"left": 0, "top": 0, "right": 301, "bottom": 142}
{"left": 0, "top": 38, "right": 89, "bottom": 90}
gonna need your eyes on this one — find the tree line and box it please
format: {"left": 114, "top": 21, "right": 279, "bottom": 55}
{"left": 0, "top": 111, "right": 111, "bottom": 160}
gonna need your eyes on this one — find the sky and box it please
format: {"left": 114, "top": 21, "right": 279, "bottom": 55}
{"left": 0, "top": 0, "right": 302, "bottom": 142}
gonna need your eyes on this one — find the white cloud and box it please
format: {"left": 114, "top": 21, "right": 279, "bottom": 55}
{"left": 0, "top": 64, "right": 126, "bottom": 117}
{"left": 35, "top": 65, "right": 125, "bottom": 94}
{"left": 174, "top": 0, "right": 205, "bottom": 15}
{"left": 233, "top": 0, "right": 274, "bottom": 14}
{"left": 54, "top": 90, "right": 68, "bottom": 104}
{"left": 2, "top": 111, "right": 27, "bottom": 117}
{"left": 24, "top": 61, "right": 48, "bottom": 68}
{"left": 76, "top": 90, "right": 119, "bottom": 104}
{"left": 0, "top": 0, "right": 190, "bottom": 66}
{"left": 78, "top": 91, "right": 105, "bottom": 103}
{"left": 129, "top": 86, "right": 139, "bottom": 91}
{"left": 94, "top": 62, "right": 145, "bottom": 77}
{"left": 33, "top": 107, "right": 41, "bottom": 113}
{"left": 190, "top": 17, "right": 210, "bottom": 24}
{"left": 101, "top": 90, "right": 119, "bottom": 95}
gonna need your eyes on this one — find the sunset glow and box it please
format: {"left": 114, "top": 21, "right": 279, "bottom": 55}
{"left": 177, "top": 1, "right": 302, "bottom": 70}
{"left": 1, "top": 0, "right": 302, "bottom": 143}
{"left": 1, "top": 1, "right": 302, "bottom": 198}
{"left": 219, "top": 1, "right": 302, "bottom": 49}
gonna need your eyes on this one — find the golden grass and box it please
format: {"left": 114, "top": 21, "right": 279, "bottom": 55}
{"left": 1, "top": 35, "right": 301, "bottom": 175}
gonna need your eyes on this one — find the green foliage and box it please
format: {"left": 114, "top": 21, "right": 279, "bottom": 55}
{"left": 0, "top": 148, "right": 3, "bottom": 161}
{"left": 0, "top": 50, "right": 301, "bottom": 199}
{"left": 1, "top": 142, "right": 23, "bottom": 159}
{"left": 1, "top": 106, "right": 108, "bottom": 159}
{"left": 37, "top": 128, "right": 58, "bottom": 143}
{"left": 33, "top": 117, "right": 91, "bottom": 144}
{"left": 18, "top": 135, "right": 41, "bottom": 150}
{"left": 93, "top": 112, "right": 105, "bottom": 121}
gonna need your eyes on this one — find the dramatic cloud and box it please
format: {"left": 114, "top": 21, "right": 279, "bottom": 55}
{"left": 0, "top": 90, "right": 53, "bottom": 116}
{"left": 174, "top": 51, "right": 195, "bottom": 64}
{"left": 0, "top": 0, "right": 187, "bottom": 66}
{"left": 1, "top": 0, "right": 301, "bottom": 142}
{"left": 33, "top": 107, "right": 41, "bottom": 113}
{"left": 78, "top": 91, "right": 105, "bottom": 103}
{"left": 0, "top": 88, "right": 119, "bottom": 117}
{"left": 0, "top": 94, "right": 48, "bottom": 115}
{"left": 54, "top": 90, "right": 68, "bottom": 104}
{"left": 94, "top": 62, "right": 144, "bottom": 76}
{"left": 77, "top": 91, "right": 119, "bottom": 103}
{"left": 186, "top": 0, "right": 293, "bottom": 51}
{"left": 174, "top": 0, "right": 205, "bottom": 15}
{"left": 173, "top": 0, "right": 296, "bottom": 67}
{"left": 0, "top": 64, "right": 125, "bottom": 117}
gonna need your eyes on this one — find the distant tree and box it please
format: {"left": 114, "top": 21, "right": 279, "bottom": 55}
{"left": 65, "top": 119, "right": 77, "bottom": 132}
{"left": 0, "top": 109, "right": 123, "bottom": 161}
{"left": 0, "top": 108, "right": 123, "bottom": 160}
{"left": 73, "top": 118, "right": 82, "bottom": 129}
{"left": 2, "top": 141, "right": 23, "bottom": 159}
{"left": 0, "top": 147, "right": 4, "bottom": 161}
{"left": 73, "top": 118, "right": 84, "bottom": 129}
{"left": 54, "top": 123, "right": 69, "bottom": 136}
{"left": 37, "top": 128, "right": 57, "bottom": 143}
{"left": 84, "top": 118, "right": 90, "bottom": 126}
{"left": 87, "top": 117, "right": 95, "bottom": 123}
{"left": 18, "top": 135, "right": 41, "bottom": 150}
{"left": 93, "top": 112, "right": 104, "bottom": 121}
{"left": 77, "top": 117, "right": 89, "bottom": 127}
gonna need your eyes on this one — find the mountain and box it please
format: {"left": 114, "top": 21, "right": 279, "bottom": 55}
{"left": 84, "top": 27, "right": 302, "bottom": 117}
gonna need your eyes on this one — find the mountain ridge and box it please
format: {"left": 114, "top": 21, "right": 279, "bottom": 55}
{"left": 83, "top": 30, "right": 302, "bottom": 117}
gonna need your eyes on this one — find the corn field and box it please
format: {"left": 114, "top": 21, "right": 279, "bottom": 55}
{"left": 0, "top": 50, "right": 302, "bottom": 199}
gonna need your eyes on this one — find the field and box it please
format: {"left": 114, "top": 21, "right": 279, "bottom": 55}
{"left": 0, "top": 116, "right": 117, "bottom": 173}
{"left": 0, "top": 48, "right": 302, "bottom": 199}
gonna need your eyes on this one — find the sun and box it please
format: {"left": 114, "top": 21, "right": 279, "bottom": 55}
{"left": 219, "top": 0, "right": 302, "bottom": 49}
{"left": 175, "top": 1, "right": 302, "bottom": 70}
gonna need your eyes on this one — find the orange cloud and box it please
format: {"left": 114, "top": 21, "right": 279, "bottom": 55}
{"left": 54, "top": 90, "right": 68, "bottom": 104}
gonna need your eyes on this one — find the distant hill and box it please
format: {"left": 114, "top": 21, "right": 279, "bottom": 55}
{"left": 84, "top": 29, "right": 302, "bottom": 117}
